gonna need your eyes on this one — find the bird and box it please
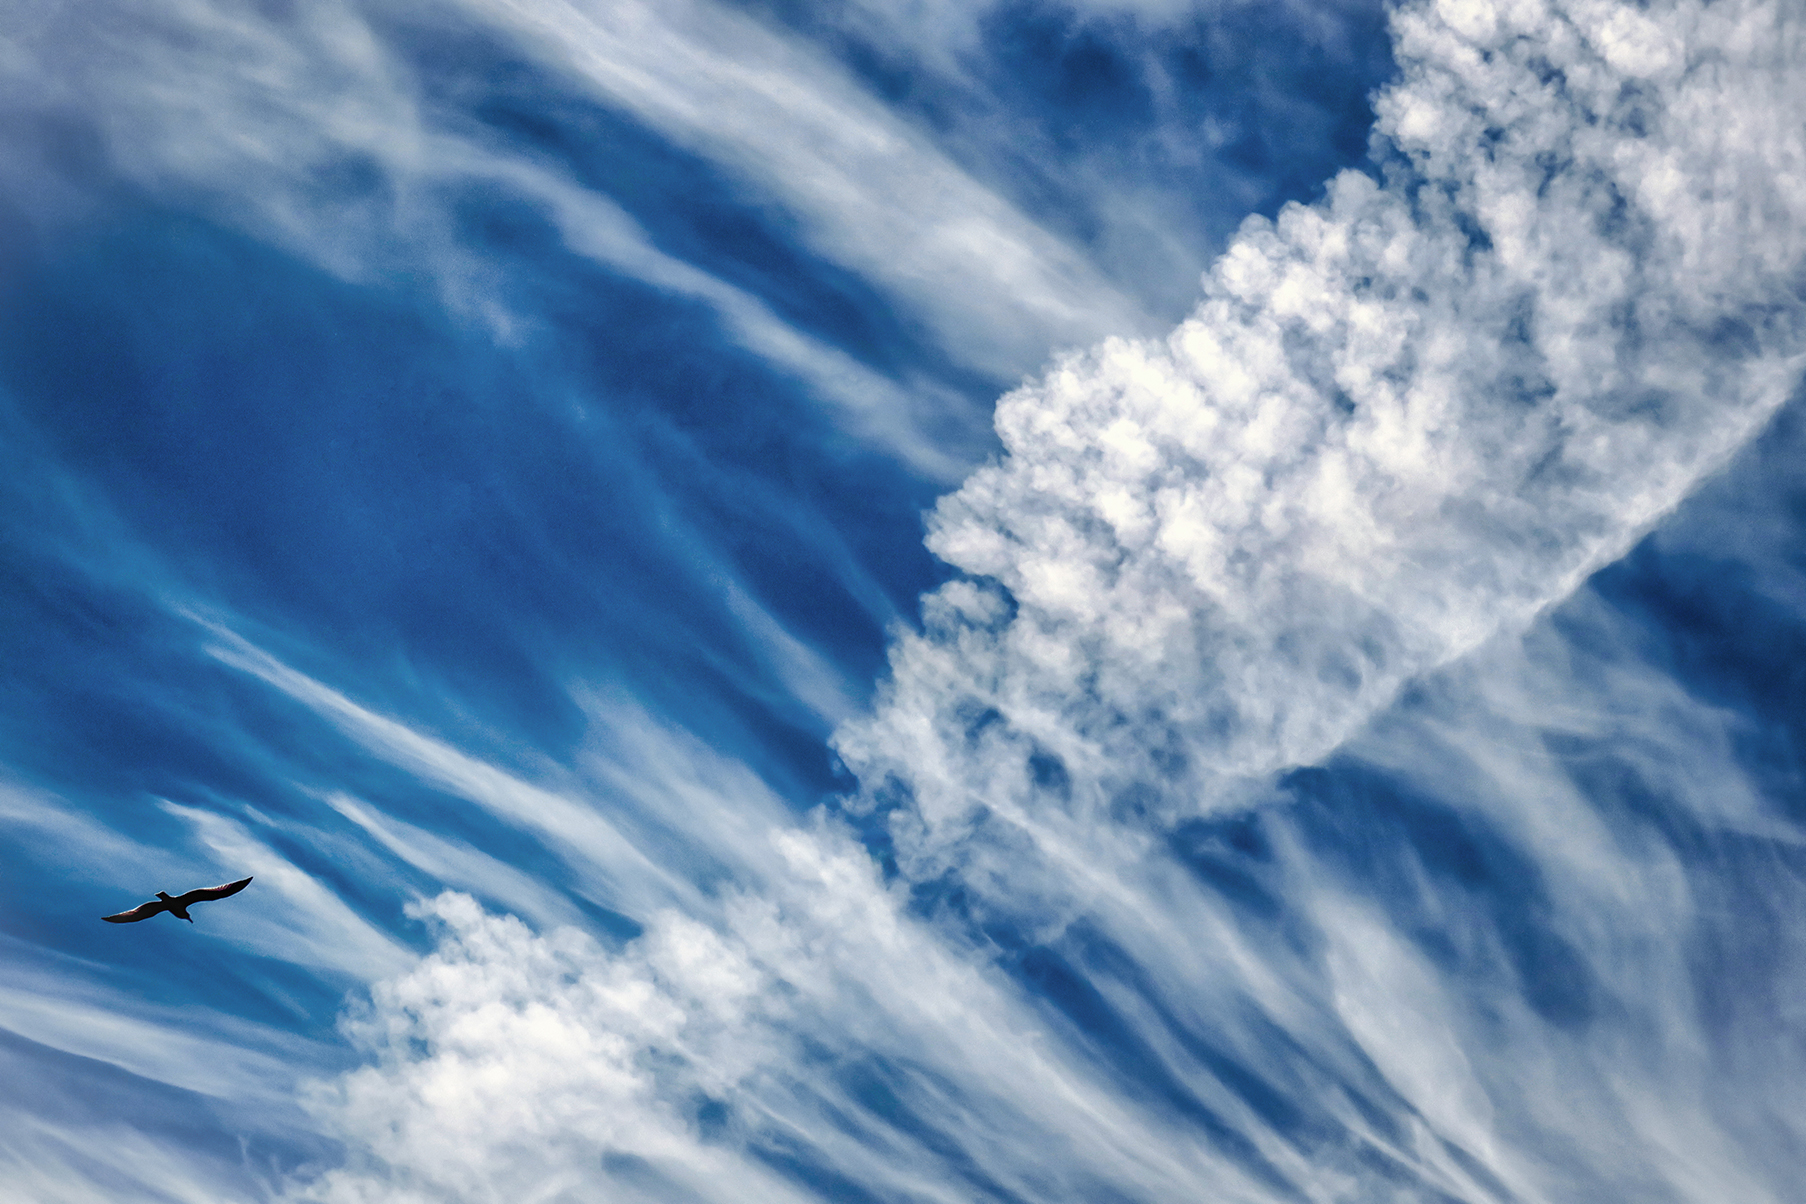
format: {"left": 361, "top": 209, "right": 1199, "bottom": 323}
{"left": 102, "top": 877, "right": 253, "bottom": 924}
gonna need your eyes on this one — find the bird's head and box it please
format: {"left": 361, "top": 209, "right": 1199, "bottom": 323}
{"left": 156, "top": 891, "right": 172, "bottom": 900}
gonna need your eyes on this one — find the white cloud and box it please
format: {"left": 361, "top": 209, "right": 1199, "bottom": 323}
{"left": 292, "top": 894, "right": 810, "bottom": 1204}
{"left": 291, "top": 600, "right": 1806, "bottom": 1202}
{"left": 186, "top": 676, "right": 1306, "bottom": 1201}
{"left": 834, "top": 0, "right": 1806, "bottom": 888}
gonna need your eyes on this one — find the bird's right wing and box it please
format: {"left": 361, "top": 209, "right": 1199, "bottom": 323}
{"left": 102, "top": 900, "right": 165, "bottom": 923}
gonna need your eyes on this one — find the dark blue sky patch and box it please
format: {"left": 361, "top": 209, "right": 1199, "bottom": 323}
{"left": 0, "top": 199, "right": 952, "bottom": 811}
{"left": 837, "top": 1055, "right": 1035, "bottom": 1204}
{"left": 986, "top": 6, "right": 1156, "bottom": 148}
{"left": 1586, "top": 544, "right": 1806, "bottom": 827}
{"left": 1283, "top": 762, "right": 1600, "bottom": 1032}
{"left": 1166, "top": 811, "right": 1284, "bottom": 922}
{"left": 1009, "top": 943, "right": 1301, "bottom": 1197}
{"left": 748, "top": 1130, "right": 897, "bottom": 1204}
{"left": 1547, "top": 742, "right": 1806, "bottom": 1060}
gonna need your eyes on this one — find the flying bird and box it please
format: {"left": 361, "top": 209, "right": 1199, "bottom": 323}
{"left": 102, "top": 876, "right": 253, "bottom": 924}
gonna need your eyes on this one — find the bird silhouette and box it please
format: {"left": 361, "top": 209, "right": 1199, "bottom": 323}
{"left": 102, "top": 876, "right": 253, "bottom": 924}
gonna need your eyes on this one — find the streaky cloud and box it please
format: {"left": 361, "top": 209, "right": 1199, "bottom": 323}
{"left": 292, "top": 443, "right": 1806, "bottom": 1202}
{"left": 746, "top": 0, "right": 1394, "bottom": 319}
{"left": 0, "top": 959, "right": 306, "bottom": 1105}
{"left": 197, "top": 620, "right": 700, "bottom": 918}
{"left": 467, "top": 0, "right": 1159, "bottom": 379}
{"left": 0, "top": 0, "right": 984, "bottom": 478}
{"left": 323, "top": 791, "right": 592, "bottom": 932}
{"left": 294, "top": 856, "right": 1294, "bottom": 1203}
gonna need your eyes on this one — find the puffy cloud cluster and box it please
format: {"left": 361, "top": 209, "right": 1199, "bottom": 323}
{"left": 296, "top": 893, "right": 794, "bottom": 1204}
{"left": 293, "top": 831, "right": 1293, "bottom": 1204}
{"left": 836, "top": 0, "right": 1806, "bottom": 885}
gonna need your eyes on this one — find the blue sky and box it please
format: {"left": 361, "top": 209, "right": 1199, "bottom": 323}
{"left": 3, "top": 0, "right": 1805, "bottom": 1200}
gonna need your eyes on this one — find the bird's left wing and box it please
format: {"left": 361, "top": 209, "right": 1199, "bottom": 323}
{"left": 102, "top": 900, "right": 166, "bottom": 923}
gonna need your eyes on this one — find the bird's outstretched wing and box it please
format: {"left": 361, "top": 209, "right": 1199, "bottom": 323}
{"left": 173, "top": 876, "right": 254, "bottom": 906}
{"left": 102, "top": 899, "right": 169, "bottom": 923}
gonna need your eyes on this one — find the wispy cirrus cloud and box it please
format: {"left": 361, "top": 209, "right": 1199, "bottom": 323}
{"left": 6, "top": 0, "right": 1288, "bottom": 479}
{"left": 463, "top": 0, "right": 1158, "bottom": 376}
{"left": 0, "top": 0, "right": 972, "bottom": 475}
{"left": 721, "top": 0, "right": 1393, "bottom": 313}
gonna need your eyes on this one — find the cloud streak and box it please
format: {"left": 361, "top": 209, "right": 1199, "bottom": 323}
{"left": 464, "top": 0, "right": 1158, "bottom": 376}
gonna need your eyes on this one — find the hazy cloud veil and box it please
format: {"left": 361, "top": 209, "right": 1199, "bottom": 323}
{"left": 2, "top": 0, "right": 1804, "bottom": 1201}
